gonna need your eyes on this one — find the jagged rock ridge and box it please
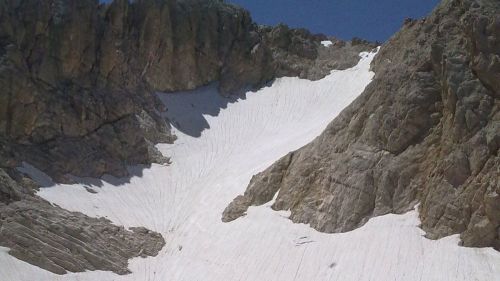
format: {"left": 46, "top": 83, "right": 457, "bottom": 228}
{"left": 224, "top": 0, "right": 500, "bottom": 250}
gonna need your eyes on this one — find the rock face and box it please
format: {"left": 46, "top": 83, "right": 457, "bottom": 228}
{"left": 0, "top": 0, "right": 376, "bottom": 275}
{"left": 224, "top": 0, "right": 500, "bottom": 250}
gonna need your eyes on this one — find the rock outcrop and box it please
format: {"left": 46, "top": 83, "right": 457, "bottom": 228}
{"left": 224, "top": 0, "right": 500, "bottom": 250}
{"left": 0, "top": 167, "right": 165, "bottom": 275}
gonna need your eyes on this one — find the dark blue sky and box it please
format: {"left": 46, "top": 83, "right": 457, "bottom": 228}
{"left": 228, "top": 0, "right": 440, "bottom": 42}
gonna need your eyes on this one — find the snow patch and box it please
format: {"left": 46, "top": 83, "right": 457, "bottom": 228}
{"left": 4, "top": 49, "right": 500, "bottom": 281}
{"left": 321, "top": 40, "right": 333, "bottom": 47}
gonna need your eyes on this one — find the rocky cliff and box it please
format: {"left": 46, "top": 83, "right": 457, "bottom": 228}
{"left": 224, "top": 0, "right": 500, "bottom": 250}
{"left": 0, "top": 0, "right": 375, "bottom": 275}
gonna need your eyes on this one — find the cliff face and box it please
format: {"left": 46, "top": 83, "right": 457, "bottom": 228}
{"left": 224, "top": 0, "right": 500, "bottom": 250}
{"left": 0, "top": 0, "right": 177, "bottom": 181}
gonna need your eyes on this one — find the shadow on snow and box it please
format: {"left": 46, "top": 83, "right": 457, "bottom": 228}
{"left": 157, "top": 83, "right": 248, "bottom": 138}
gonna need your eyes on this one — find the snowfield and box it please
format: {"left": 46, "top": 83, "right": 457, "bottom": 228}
{"left": 3, "top": 50, "right": 500, "bottom": 281}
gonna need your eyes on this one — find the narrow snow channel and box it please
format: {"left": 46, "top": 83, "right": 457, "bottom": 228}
{"left": 2, "top": 50, "right": 499, "bottom": 281}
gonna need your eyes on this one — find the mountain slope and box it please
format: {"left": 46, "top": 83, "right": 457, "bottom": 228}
{"left": 1, "top": 0, "right": 498, "bottom": 279}
{"left": 225, "top": 0, "right": 500, "bottom": 250}
{"left": 0, "top": 0, "right": 374, "bottom": 275}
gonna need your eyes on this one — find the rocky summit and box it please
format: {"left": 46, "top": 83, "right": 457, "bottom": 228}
{"left": 224, "top": 0, "right": 500, "bottom": 250}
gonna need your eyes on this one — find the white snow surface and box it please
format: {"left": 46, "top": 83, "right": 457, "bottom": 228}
{"left": 3, "top": 50, "right": 500, "bottom": 281}
{"left": 321, "top": 40, "right": 333, "bottom": 47}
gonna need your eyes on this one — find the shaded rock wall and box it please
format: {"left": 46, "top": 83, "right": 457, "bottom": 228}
{"left": 224, "top": 0, "right": 500, "bottom": 250}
